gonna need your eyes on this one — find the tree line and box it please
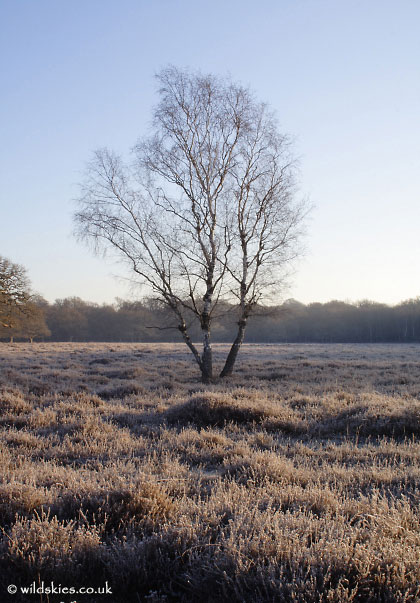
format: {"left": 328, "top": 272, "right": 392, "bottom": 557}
{"left": 3, "top": 295, "right": 420, "bottom": 344}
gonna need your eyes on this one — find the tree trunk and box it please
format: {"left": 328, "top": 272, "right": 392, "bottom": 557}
{"left": 200, "top": 306, "right": 213, "bottom": 382}
{"left": 201, "top": 328, "right": 213, "bottom": 383}
{"left": 220, "top": 319, "right": 247, "bottom": 378}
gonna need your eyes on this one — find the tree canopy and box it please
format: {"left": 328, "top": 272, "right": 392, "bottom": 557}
{"left": 0, "top": 256, "right": 31, "bottom": 329}
{"left": 0, "top": 256, "right": 50, "bottom": 342}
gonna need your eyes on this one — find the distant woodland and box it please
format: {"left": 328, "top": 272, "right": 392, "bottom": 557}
{"left": 3, "top": 296, "right": 420, "bottom": 344}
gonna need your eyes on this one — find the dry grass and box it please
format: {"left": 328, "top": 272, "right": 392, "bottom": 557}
{"left": 0, "top": 342, "right": 420, "bottom": 601}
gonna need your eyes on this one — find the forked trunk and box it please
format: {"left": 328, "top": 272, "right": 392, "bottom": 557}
{"left": 220, "top": 319, "right": 247, "bottom": 378}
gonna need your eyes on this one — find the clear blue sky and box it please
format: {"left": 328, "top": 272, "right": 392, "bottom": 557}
{"left": 1, "top": 0, "right": 419, "bottom": 305}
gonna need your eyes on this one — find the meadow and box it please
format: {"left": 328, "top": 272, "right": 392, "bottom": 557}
{"left": 0, "top": 342, "right": 419, "bottom": 602}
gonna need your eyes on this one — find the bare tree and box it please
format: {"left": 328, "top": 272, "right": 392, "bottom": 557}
{"left": 75, "top": 66, "right": 307, "bottom": 382}
{"left": 0, "top": 256, "right": 31, "bottom": 333}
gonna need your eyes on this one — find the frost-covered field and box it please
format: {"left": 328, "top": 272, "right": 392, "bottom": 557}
{"left": 1, "top": 342, "right": 420, "bottom": 602}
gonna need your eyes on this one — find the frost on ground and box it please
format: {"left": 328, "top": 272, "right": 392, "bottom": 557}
{"left": 0, "top": 342, "right": 420, "bottom": 602}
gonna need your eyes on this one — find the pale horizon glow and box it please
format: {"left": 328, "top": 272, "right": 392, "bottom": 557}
{"left": 1, "top": 0, "right": 419, "bottom": 307}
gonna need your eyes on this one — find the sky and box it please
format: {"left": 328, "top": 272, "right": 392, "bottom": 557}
{"left": 1, "top": 0, "right": 419, "bottom": 306}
